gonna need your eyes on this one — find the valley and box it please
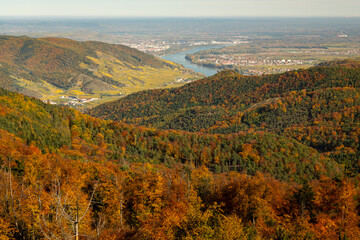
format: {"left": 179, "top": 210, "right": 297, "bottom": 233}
{"left": 161, "top": 45, "right": 226, "bottom": 76}
{"left": 0, "top": 17, "right": 360, "bottom": 239}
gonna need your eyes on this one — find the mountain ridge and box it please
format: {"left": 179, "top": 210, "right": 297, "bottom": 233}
{"left": 89, "top": 60, "right": 360, "bottom": 126}
{"left": 89, "top": 60, "right": 360, "bottom": 173}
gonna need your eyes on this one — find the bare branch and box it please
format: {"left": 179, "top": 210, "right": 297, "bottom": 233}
{"left": 79, "top": 183, "right": 98, "bottom": 221}
{"left": 38, "top": 183, "right": 61, "bottom": 240}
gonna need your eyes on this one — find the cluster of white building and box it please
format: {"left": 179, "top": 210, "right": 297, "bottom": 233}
{"left": 43, "top": 96, "right": 98, "bottom": 106}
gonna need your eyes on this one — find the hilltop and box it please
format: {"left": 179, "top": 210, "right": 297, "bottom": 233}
{"left": 0, "top": 36, "right": 202, "bottom": 107}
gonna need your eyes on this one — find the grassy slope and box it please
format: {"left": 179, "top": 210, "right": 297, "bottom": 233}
{"left": 0, "top": 35, "right": 202, "bottom": 103}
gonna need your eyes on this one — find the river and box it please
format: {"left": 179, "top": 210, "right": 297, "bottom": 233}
{"left": 161, "top": 45, "right": 225, "bottom": 77}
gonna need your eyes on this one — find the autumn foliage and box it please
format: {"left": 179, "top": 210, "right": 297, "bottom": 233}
{"left": 1, "top": 60, "right": 360, "bottom": 239}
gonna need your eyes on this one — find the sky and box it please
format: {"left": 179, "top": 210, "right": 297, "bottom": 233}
{"left": 0, "top": 0, "right": 359, "bottom": 17}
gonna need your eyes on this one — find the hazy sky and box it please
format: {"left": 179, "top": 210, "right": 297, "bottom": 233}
{"left": 1, "top": 0, "right": 359, "bottom": 17}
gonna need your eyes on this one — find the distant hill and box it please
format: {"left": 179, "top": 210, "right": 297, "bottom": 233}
{"left": 89, "top": 60, "right": 360, "bottom": 173}
{"left": 0, "top": 36, "right": 202, "bottom": 105}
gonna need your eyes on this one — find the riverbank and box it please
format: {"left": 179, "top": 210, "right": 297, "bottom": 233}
{"left": 161, "top": 45, "right": 227, "bottom": 77}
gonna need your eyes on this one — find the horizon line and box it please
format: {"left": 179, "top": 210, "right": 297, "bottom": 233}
{"left": 0, "top": 16, "right": 360, "bottom": 19}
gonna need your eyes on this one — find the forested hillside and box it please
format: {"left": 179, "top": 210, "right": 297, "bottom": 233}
{"left": 1, "top": 60, "right": 360, "bottom": 239}
{"left": 89, "top": 60, "right": 360, "bottom": 125}
{"left": 89, "top": 60, "right": 360, "bottom": 174}
{"left": 0, "top": 36, "right": 201, "bottom": 103}
{"left": 0, "top": 85, "right": 360, "bottom": 239}
{"left": 0, "top": 88, "right": 333, "bottom": 181}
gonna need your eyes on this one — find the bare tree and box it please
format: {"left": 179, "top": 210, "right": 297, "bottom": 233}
{"left": 38, "top": 176, "right": 98, "bottom": 240}
{"left": 114, "top": 174, "right": 124, "bottom": 232}
{"left": 0, "top": 156, "right": 29, "bottom": 238}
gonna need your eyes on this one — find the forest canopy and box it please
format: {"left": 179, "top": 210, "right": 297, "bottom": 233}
{"left": 1, "top": 60, "right": 360, "bottom": 239}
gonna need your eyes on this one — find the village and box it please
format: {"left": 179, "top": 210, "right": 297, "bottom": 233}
{"left": 44, "top": 96, "right": 98, "bottom": 106}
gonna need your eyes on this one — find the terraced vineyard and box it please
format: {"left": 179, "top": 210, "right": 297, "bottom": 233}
{"left": 0, "top": 36, "right": 203, "bottom": 108}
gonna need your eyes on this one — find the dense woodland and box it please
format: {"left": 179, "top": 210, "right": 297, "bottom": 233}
{"left": 90, "top": 60, "right": 360, "bottom": 174}
{"left": 0, "top": 60, "right": 360, "bottom": 239}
